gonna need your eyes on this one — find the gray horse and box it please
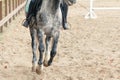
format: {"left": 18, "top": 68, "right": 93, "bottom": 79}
{"left": 29, "top": 0, "right": 76, "bottom": 74}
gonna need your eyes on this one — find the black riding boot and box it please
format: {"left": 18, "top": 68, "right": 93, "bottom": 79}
{"left": 60, "top": 2, "right": 68, "bottom": 30}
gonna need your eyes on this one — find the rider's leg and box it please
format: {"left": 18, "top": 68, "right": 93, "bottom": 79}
{"left": 60, "top": 2, "right": 69, "bottom": 30}
{"left": 23, "top": 0, "right": 35, "bottom": 27}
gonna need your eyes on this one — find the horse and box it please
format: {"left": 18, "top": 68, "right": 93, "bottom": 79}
{"left": 28, "top": 0, "right": 76, "bottom": 74}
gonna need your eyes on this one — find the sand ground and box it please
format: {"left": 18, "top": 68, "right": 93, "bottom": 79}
{"left": 0, "top": 0, "right": 120, "bottom": 80}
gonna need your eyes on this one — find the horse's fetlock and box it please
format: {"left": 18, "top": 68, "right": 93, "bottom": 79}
{"left": 50, "top": 50, "right": 56, "bottom": 57}
{"left": 38, "top": 61, "right": 43, "bottom": 65}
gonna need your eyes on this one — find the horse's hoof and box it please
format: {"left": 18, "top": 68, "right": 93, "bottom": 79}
{"left": 32, "top": 66, "right": 36, "bottom": 72}
{"left": 36, "top": 65, "right": 43, "bottom": 75}
{"left": 32, "top": 62, "right": 37, "bottom": 72}
{"left": 43, "top": 55, "right": 50, "bottom": 67}
{"left": 48, "top": 60, "right": 52, "bottom": 66}
{"left": 43, "top": 61, "right": 49, "bottom": 67}
{"left": 48, "top": 62, "right": 52, "bottom": 66}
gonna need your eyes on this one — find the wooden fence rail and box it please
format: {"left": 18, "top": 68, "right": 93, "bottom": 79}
{"left": 0, "top": 0, "right": 26, "bottom": 32}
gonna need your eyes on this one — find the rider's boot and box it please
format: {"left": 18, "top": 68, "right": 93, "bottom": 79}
{"left": 63, "top": 22, "right": 69, "bottom": 30}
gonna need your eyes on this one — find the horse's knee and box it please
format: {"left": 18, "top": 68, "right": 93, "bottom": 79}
{"left": 38, "top": 48, "right": 44, "bottom": 54}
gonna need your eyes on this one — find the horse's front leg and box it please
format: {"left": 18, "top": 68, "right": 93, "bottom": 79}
{"left": 48, "top": 32, "right": 60, "bottom": 66}
{"left": 36, "top": 29, "right": 44, "bottom": 74}
{"left": 44, "top": 36, "right": 51, "bottom": 67}
{"left": 30, "top": 28, "right": 37, "bottom": 72}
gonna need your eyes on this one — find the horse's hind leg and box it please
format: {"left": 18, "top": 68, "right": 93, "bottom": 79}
{"left": 48, "top": 32, "right": 60, "bottom": 66}
{"left": 36, "top": 29, "right": 44, "bottom": 74}
{"left": 30, "top": 28, "right": 37, "bottom": 72}
{"left": 44, "top": 36, "right": 51, "bottom": 67}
